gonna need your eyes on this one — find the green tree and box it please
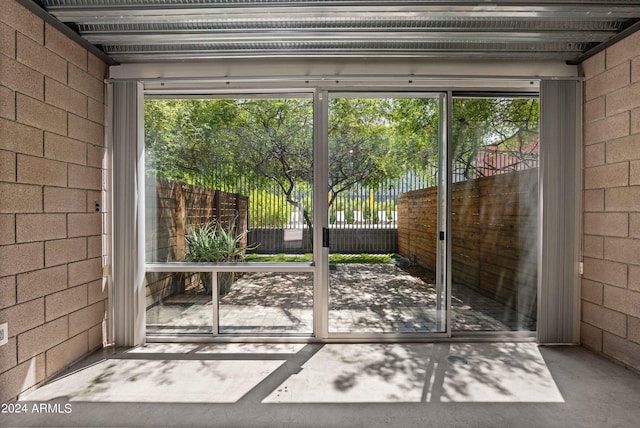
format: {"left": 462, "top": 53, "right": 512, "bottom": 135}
{"left": 145, "top": 99, "right": 241, "bottom": 186}
{"left": 145, "top": 97, "right": 405, "bottom": 229}
{"left": 452, "top": 98, "right": 539, "bottom": 178}
{"left": 327, "top": 98, "right": 402, "bottom": 207}
{"left": 229, "top": 98, "right": 314, "bottom": 226}
{"left": 391, "top": 97, "right": 441, "bottom": 172}
{"left": 392, "top": 97, "right": 539, "bottom": 179}
{"left": 145, "top": 95, "right": 539, "bottom": 230}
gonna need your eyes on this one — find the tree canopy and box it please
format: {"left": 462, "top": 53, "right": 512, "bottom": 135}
{"left": 327, "top": 98, "right": 404, "bottom": 206}
{"left": 452, "top": 97, "right": 539, "bottom": 178}
{"left": 145, "top": 95, "right": 539, "bottom": 226}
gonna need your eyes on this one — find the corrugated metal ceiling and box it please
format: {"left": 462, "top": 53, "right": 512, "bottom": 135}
{"left": 36, "top": 0, "right": 640, "bottom": 64}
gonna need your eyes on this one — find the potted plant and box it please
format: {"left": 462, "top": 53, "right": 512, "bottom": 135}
{"left": 183, "top": 220, "right": 253, "bottom": 295}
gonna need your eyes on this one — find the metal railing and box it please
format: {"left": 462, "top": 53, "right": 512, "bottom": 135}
{"left": 177, "top": 154, "right": 537, "bottom": 253}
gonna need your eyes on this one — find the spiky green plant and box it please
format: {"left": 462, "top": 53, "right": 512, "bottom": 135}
{"left": 183, "top": 220, "right": 255, "bottom": 294}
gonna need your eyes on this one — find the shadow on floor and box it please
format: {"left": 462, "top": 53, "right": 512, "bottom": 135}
{"left": 6, "top": 343, "right": 640, "bottom": 427}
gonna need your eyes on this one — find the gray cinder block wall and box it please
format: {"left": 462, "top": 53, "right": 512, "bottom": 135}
{"left": 581, "top": 29, "right": 640, "bottom": 372}
{"left": 0, "top": 0, "right": 108, "bottom": 401}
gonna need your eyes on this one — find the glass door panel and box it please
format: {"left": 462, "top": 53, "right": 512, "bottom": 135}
{"left": 218, "top": 271, "right": 314, "bottom": 334}
{"left": 144, "top": 271, "right": 214, "bottom": 335}
{"left": 450, "top": 96, "right": 539, "bottom": 332}
{"left": 144, "top": 96, "right": 314, "bottom": 336}
{"left": 326, "top": 94, "right": 447, "bottom": 334}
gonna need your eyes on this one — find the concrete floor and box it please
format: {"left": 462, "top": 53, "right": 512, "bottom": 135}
{"left": 3, "top": 343, "right": 640, "bottom": 427}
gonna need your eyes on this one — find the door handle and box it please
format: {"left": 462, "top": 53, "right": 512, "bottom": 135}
{"left": 323, "top": 227, "right": 330, "bottom": 248}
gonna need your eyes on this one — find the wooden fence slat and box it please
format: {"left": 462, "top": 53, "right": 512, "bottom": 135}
{"left": 397, "top": 168, "right": 538, "bottom": 318}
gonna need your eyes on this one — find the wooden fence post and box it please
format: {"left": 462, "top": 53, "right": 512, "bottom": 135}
{"left": 174, "top": 182, "right": 186, "bottom": 293}
{"left": 175, "top": 182, "right": 186, "bottom": 260}
{"left": 213, "top": 189, "right": 221, "bottom": 226}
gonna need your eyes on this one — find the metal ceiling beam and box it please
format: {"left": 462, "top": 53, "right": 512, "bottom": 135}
{"left": 37, "top": 0, "right": 640, "bottom": 64}
{"left": 45, "top": 6, "right": 640, "bottom": 23}
{"left": 104, "top": 41, "right": 587, "bottom": 59}
{"left": 77, "top": 19, "right": 624, "bottom": 33}
{"left": 106, "top": 51, "right": 578, "bottom": 63}
{"left": 84, "top": 31, "right": 612, "bottom": 45}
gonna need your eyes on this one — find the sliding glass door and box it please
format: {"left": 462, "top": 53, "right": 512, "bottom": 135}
{"left": 450, "top": 96, "right": 539, "bottom": 332}
{"left": 324, "top": 93, "right": 448, "bottom": 336}
{"left": 141, "top": 89, "right": 539, "bottom": 340}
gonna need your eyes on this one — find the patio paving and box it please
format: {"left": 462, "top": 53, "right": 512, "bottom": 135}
{"left": 147, "top": 263, "right": 535, "bottom": 335}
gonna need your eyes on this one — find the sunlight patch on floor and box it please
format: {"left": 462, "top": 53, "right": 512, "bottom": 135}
{"left": 440, "top": 343, "right": 564, "bottom": 402}
{"left": 24, "top": 358, "right": 284, "bottom": 403}
{"left": 263, "top": 343, "right": 434, "bottom": 403}
{"left": 20, "top": 343, "right": 563, "bottom": 405}
{"left": 263, "top": 343, "right": 564, "bottom": 403}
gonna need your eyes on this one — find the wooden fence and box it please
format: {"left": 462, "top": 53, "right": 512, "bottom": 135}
{"left": 144, "top": 177, "right": 248, "bottom": 308}
{"left": 398, "top": 168, "right": 538, "bottom": 318}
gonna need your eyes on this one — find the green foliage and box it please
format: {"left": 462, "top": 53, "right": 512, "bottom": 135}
{"left": 248, "top": 188, "right": 287, "bottom": 228}
{"left": 145, "top": 96, "right": 539, "bottom": 229}
{"left": 183, "top": 221, "right": 255, "bottom": 294}
{"left": 327, "top": 98, "right": 402, "bottom": 206}
{"left": 248, "top": 184, "right": 313, "bottom": 228}
{"left": 244, "top": 253, "right": 392, "bottom": 264}
{"left": 233, "top": 98, "right": 314, "bottom": 186}
{"left": 146, "top": 97, "right": 316, "bottom": 226}
{"left": 330, "top": 191, "right": 397, "bottom": 224}
{"left": 452, "top": 98, "right": 539, "bottom": 178}
{"left": 392, "top": 97, "right": 539, "bottom": 178}
{"left": 145, "top": 99, "right": 242, "bottom": 185}
{"left": 329, "top": 253, "right": 392, "bottom": 264}
{"left": 183, "top": 221, "right": 249, "bottom": 263}
{"left": 391, "top": 97, "right": 441, "bottom": 171}
{"left": 245, "top": 253, "right": 313, "bottom": 262}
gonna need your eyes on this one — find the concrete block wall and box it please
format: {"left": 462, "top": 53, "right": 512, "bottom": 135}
{"left": 0, "top": 1, "right": 108, "bottom": 401}
{"left": 581, "top": 29, "right": 640, "bottom": 372}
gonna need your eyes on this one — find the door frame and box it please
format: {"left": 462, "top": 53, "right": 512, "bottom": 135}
{"left": 145, "top": 90, "right": 319, "bottom": 340}
{"left": 109, "top": 76, "right": 580, "bottom": 345}
{"left": 317, "top": 90, "right": 451, "bottom": 340}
